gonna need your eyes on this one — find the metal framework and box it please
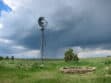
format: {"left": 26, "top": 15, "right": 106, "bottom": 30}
{"left": 38, "top": 17, "right": 48, "bottom": 64}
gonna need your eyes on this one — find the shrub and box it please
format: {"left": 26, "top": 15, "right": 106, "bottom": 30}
{"left": 32, "top": 63, "right": 39, "bottom": 69}
{"left": 16, "top": 63, "right": 31, "bottom": 71}
{"left": 0, "top": 56, "right": 3, "bottom": 61}
{"left": 11, "top": 56, "right": 14, "bottom": 60}
{"left": 64, "top": 48, "right": 74, "bottom": 62}
{"left": 5, "top": 56, "right": 9, "bottom": 60}
{"left": 107, "top": 66, "right": 111, "bottom": 74}
{"left": 104, "top": 60, "right": 111, "bottom": 65}
{"left": 64, "top": 48, "right": 79, "bottom": 62}
{"left": 73, "top": 54, "right": 79, "bottom": 62}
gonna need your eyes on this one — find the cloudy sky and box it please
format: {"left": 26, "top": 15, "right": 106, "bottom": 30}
{"left": 0, "top": 0, "right": 111, "bottom": 58}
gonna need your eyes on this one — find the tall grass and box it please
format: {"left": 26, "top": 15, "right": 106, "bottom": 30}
{"left": 0, "top": 57, "right": 111, "bottom": 83}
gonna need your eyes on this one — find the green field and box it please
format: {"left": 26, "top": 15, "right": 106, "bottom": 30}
{"left": 0, "top": 57, "right": 111, "bottom": 83}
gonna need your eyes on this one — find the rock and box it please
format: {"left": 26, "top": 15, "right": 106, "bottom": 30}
{"left": 59, "top": 66, "right": 96, "bottom": 74}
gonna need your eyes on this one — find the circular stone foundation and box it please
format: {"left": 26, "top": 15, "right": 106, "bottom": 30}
{"left": 60, "top": 67, "right": 96, "bottom": 74}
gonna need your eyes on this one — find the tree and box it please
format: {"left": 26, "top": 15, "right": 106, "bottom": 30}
{"left": 0, "top": 56, "right": 3, "bottom": 61}
{"left": 64, "top": 48, "right": 74, "bottom": 62}
{"left": 73, "top": 53, "right": 79, "bottom": 62}
{"left": 11, "top": 56, "right": 14, "bottom": 60}
{"left": 64, "top": 48, "right": 79, "bottom": 62}
{"left": 5, "top": 56, "right": 9, "bottom": 60}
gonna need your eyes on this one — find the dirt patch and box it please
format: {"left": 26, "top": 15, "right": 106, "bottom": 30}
{"left": 60, "top": 67, "right": 96, "bottom": 74}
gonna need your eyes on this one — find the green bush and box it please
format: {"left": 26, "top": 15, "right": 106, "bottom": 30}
{"left": 5, "top": 56, "right": 9, "bottom": 60}
{"left": 104, "top": 60, "right": 111, "bottom": 65}
{"left": 73, "top": 54, "right": 79, "bottom": 61}
{"left": 0, "top": 56, "right": 4, "bottom": 61}
{"left": 31, "top": 62, "right": 39, "bottom": 69}
{"left": 107, "top": 66, "right": 111, "bottom": 74}
{"left": 64, "top": 48, "right": 79, "bottom": 62}
{"left": 11, "top": 56, "right": 14, "bottom": 60}
{"left": 31, "top": 63, "right": 44, "bottom": 71}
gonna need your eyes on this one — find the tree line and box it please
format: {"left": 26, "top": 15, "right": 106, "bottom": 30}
{"left": 0, "top": 56, "right": 14, "bottom": 60}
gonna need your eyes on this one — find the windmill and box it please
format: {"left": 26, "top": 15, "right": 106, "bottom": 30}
{"left": 38, "top": 17, "right": 48, "bottom": 64}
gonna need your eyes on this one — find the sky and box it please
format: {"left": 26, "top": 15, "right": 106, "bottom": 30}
{"left": 0, "top": 0, "right": 111, "bottom": 58}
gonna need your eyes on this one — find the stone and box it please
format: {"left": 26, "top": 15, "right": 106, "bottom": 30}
{"left": 60, "top": 66, "right": 96, "bottom": 74}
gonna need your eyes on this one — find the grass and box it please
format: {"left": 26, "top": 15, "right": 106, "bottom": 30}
{"left": 0, "top": 57, "right": 111, "bottom": 83}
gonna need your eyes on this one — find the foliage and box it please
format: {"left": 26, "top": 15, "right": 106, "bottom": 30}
{"left": 73, "top": 53, "right": 79, "bottom": 61}
{"left": 104, "top": 60, "right": 111, "bottom": 65}
{"left": 0, "top": 56, "right": 3, "bottom": 61}
{"left": 106, "top": 66, "right": 111, "bottom": 74}
{"left": 0, "top": 58, "right": 111, "bottom": 83}
{"left": 5, "top": 56, "right": 9, "bottom": 60}
{"left": 64, "top": 48, "right": 79, "bottom": 62}
{"left": 11, "top": 56, "right": 14, "bottom": 60}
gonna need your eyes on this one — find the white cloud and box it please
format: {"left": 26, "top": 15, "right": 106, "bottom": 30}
{"left": 0, "top": 23, "right": 3, "bottom": 29}
{"left": 14, "top": 50, "right": 40, "bottom": 58}
{"left": 0, "top": 38, "right": 13, "bottom": 44}
{"left": 78, "top": 49, "right": 111, "bottom": 58}
{"left": 63, "top": 46, "right": 111, "bottom": 58}
{"left": 12, "top": 45, "right": 26, "bottom": 50}
{"left": 3, "top": 0, "right": 24, "bottom": 10}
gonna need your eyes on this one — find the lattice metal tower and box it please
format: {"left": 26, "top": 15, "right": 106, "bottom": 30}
{"left": 38, "top": 17, "right": 48, "bottom": 64}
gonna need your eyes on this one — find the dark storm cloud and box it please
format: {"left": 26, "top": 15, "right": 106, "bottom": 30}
{"left": 1, "top": 0, "right": 111, "bottom": 58}
{"left": 18, "top": 1, "right": 111, "bottom": 50}
{"left": 49, "top": 1, "right": 111, "bottom": 48}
